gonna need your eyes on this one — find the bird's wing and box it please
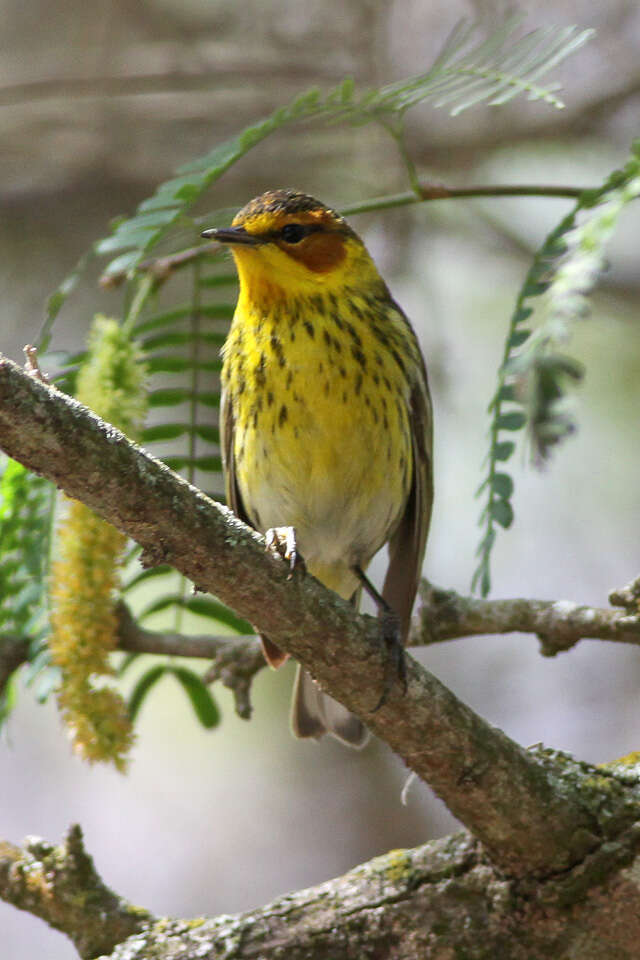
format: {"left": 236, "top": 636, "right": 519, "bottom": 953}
{"left": 382, "top": 344, "right": 434, "bottom": 641}
{"left": 220, "top": 383, "right": 248, "bottom": 523}
{"left": 220, "top": 384, "right": 288, "bottom": 668}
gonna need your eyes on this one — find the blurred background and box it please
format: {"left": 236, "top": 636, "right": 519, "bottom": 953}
{"left": 2, "top": 0, "right": 640, "bottom": 956}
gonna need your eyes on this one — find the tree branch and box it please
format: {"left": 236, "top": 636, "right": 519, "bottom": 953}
{"left": 5, "top": 571, "right": 639, "bottom": 722}
{"left": 4, "top": 796, "right": 640, "bottom": 960}
{"left": 0, "top": 825, "right": 150, "bottom": 959}
{"left": 415, "top": 581, "right": 640, "bottom": 655}
{"left": 0, "top": 352, "right": 630, "bottom": 878}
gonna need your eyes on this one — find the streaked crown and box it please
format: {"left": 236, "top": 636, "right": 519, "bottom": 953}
{"left": 233, "top": 188, "right": 345, "bottom": 227}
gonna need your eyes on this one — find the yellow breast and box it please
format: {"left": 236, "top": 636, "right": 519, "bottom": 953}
{"left": 222, "top": 288, "right": 414, "bottom": 590}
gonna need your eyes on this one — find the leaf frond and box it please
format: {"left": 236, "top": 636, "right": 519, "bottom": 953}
{"left": 472, "top": 139, "right": 640, "bottom": 596}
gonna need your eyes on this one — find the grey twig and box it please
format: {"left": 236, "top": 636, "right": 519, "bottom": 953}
{"left": 414, "top": 580, "right": 640, "bottom": 656}
{"left": 115, "top": 601, "right": 263, "bottom": 719}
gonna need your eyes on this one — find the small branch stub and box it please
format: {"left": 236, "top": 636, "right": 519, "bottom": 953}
{"left": 0, "top": 824, "right": 150, "bottom": 959}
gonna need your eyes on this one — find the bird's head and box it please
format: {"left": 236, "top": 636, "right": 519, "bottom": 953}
{"left": 202, "top": 189, "right": 382, "bottom": 303}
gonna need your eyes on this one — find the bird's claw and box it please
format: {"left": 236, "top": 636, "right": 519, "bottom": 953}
{"left": 265, "top": 526, "right": 304, "bottom": 579}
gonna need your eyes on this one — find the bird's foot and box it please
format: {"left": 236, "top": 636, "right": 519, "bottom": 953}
{"left": 351, "top": 565, "right": 408, "bottom": 711}
{"left": 265, "top": 526, "right": 304, "bottom": 579}
{"left": 372, "top": 608, "right": 407, "bottom": 712}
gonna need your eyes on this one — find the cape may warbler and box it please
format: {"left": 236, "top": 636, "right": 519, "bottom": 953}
{"left": 202, "top": 189, "right": 433, "bottom": 747}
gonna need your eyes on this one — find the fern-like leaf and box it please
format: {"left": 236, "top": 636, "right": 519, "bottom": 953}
{"left": 348, "top": 16, "right": 592, "bottom": 120}
{"left": 473, "top": 139, "right": 640, "bottom": 596}
{"left": 0, "top": 459, "right": 51, "bottom": 637}
{"left": 0, "top": 458, "right": 53, "bottom": 725}
{"left": 87, "top": 15, "right": 591, "bottom": 284}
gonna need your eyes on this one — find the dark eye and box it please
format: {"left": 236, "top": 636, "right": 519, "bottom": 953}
{"left": 281, "top": 223, "right": 307, "bottom": 244}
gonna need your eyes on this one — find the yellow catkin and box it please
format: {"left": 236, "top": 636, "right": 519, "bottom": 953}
{"left": 49, "top": 316, "right": 147, "bottom": 770}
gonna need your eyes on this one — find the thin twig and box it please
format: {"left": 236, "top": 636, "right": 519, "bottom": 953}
{"left": 116, "top": 602, "right": 263, "bottom": 719}
{"left": 414, "top": 580, "right": 640, "bottom": 656}
{"left": 341, "top": 181, "right": 586, "bottom": 217}
{"left": 99, "top": 245, "right": 216, "bottom": 288}
{"left": 23, "top": 344, "right": 50, "bottom": 384}
{"left": 100, "top": 182, "right": 591, "bottom": 287}
{"left": 6, "top": 574, "right": 640, "bottom": 718}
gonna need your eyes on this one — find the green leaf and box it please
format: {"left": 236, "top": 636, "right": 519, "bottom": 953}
{"left": 198, "top": 274, "right": 239, "bottom": 289}
{"left": 0, "top": 459, "right": 51, "bottom": 640}
{"left": 496, "top": 411, "right": 526, "bottom": 431}
{"left": 142, "top": 423, "right": 192, "bottom": 443}
{"left": 513, "top": 306, "right": 533, "bottom": 326}
{"left": 355, "top": 15, "right": 592, "bottom": 120}
{"left": 508, "top": 329, "right": 531, "bottom": 348}
{"left": 117, "top": 653, "right": 140, "bottom": 677}
{"left": 145, "top": 355, "right": 222, "bottom": 374}
{"left": 137, "top": 592, "right": 252, "bottom": 634}
{"left": 39, "top": 248, "right": 96, "bottom": 352}
{"left": 100, "top": 251, "right": 142, "bottom": 280}
{"left": 147, "top": 388, "right": 192, "bottom": 407}
{"left": 182, "top": 596, "right": 253, "bottom": 634}
{"left": 491, "top": 472, "right": 514, "bottom": 499}
{"left": 496, "top": 385, "right": 517, "bottom": 405}
{"left": 522, "top": 278, "right": 551, "bottom": 298}
{"left": 490, "top": 498, "right": 514, "bottom": 529}
{"left": 141, "top": 423, "right": 220, "bottom": 445}
{"left": 195, "top": 392, "right": 222, "bottom": 409}
{"left": 163, "top": 455, "right": 222, "bottom": 473}
{"left": 137, "top": 194, "right": 183, "bottom": 213}
{"left": 122, "top": 564, "right": 174, "bottom": 592}
{"left": 128, "top": 665, "right": 167, "bottom": 722}
{"left": 476, "top": 527, "right": 496, "bottom": 554}
{"left": 96, "top": 227, "right": 160, "bottom": 256}
{"left": 169, "top": 667, "right": 220, "bottom": 728}
{"left": 470, "top": 559, "right": 491, "bottom": 597}
{"left": 493, "top": 440, "right": 516, "bottom": 461}
{"left": 145, "top": 354, "right": 192, "bottom": 374}
{"left": 33, "top": 665, "right": 62, "bottom": 704}
{"left": 134, "top": 305, "right": 233, "bottom": 336}
{"left": 141, "top": 331, "right": 225, "bottom": 352}
{"left": 194, "top": 425, "right": 220, "bottom": 444}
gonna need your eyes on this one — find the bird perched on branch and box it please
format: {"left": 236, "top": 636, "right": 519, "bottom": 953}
{"left": 202, "top": 189, "right": 433, "bottom": 747}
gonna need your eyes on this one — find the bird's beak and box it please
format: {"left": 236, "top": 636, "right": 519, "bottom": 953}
{"left": 201, "top": 226, "right": 261, "bottom": 246}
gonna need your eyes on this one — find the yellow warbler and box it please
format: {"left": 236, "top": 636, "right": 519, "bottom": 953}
{"left": 203, "top": 189, "right": 433, "bottom": 746}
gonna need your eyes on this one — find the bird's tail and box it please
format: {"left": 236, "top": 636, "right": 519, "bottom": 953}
{"left": 290, "top": 664, "right": 369, "bottom": 748}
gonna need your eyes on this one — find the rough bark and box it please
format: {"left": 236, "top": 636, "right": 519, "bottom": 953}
{"left": 3, "top": 779, "right": 640, "bottom": 960}
{"left": 0, "top": 826, "right": 151, "bottom": 959}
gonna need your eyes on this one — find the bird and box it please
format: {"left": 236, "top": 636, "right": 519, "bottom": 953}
{"left": 202, "top": 188, "right": 433, "bottom": 747}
